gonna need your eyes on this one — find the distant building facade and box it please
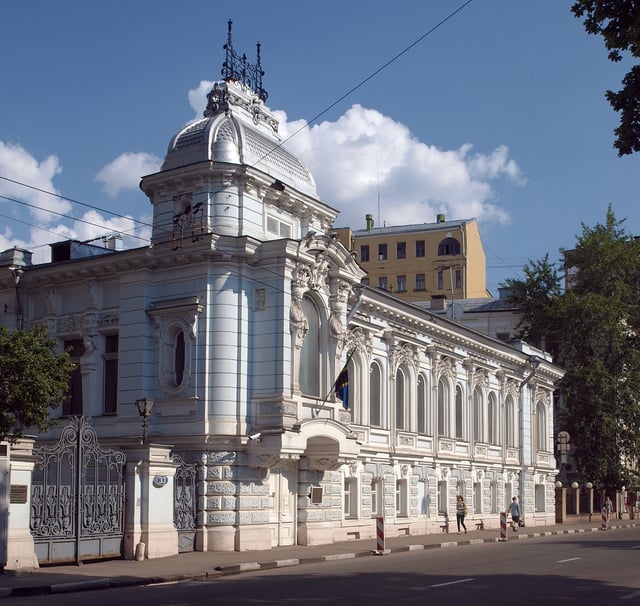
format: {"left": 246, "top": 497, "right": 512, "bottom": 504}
{"left": 0, "top": 26, "right": 563, "bottom": 562}
{"left": 334, "top": 214, "right": 490, "bottom": 304}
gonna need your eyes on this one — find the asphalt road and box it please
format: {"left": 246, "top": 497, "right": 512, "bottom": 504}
{"left": 6, "top": 528, "right": 640, "bottom": 605}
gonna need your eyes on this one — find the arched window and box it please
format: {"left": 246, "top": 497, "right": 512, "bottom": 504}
{"left": 174, "top": 329, "right": 185, "bottom": 386}
{"left": 455, "top": 385, "right": 464, "bottom": 439}
{"left": 395, "top": 367, "right": 406, "bottom": 430}
{"left": 473, "top": 387, "right": 483, "bottom": 442}
{"left": 437, "top": 237, "right": 461, "bottom": 256}
{"left": 369, "top": 362, "right": 382, "bottom": 427}
{"left": 487, "top": 392, "right": 497, "bottom": 445}
{"left": 160, "top": 321, "right": 190, "bottom": 393}
{"left": 417, "top": 374, "right": 427, "bottom": 434}
{"left": 437, "top": 379, "right": 448, "bottom": 436}
{"left": 536, "top": 402, "right": 547, "bottom": 451}
{"left": 506, "top": 395, "right": 517, "bottom": 447}
{"left": 299, "top": 297, "right": 320, "bottom": 397}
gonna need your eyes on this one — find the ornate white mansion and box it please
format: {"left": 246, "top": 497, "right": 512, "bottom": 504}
{"left": 0, "top": 24, "right": 563, "bottom": 565}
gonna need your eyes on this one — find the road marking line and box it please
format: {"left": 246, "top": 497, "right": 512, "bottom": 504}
{"left": 621, "top": 589, "right": 640, "bottom": 600}
{"left": 430, "top": 578, "right": 475, "bottom": 588}
{"left": 630, "top": 545, "right": 640, "bottom": 549}
{"left": 557, "top": 557, "right": 581, "bottom": 563}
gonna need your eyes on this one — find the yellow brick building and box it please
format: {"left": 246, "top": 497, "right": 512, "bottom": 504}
{"left": 334, "top": 214, "right": 490, "bottom": 303}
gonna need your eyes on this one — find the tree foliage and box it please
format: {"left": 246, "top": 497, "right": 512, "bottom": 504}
{"left": 0, "top": 326, "right": 74, "bottom": 441}
{"left": 503, "top": 254, "right": 562, "bottom": 354}
{"left": 504, "top": 207, "right": 640, "bottom": 489}
{"left": 572, "top": 1, "right": 640, "bottom": 156}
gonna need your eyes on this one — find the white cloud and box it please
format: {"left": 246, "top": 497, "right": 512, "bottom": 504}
{"left": 95, "top": 152, "right": 162, "bottom": 197}
{"left": 275, "top": 105, "right": 520, "bottom": 230}
{"left": 188, "top": 80, "right": 214, "bottom": 120}
{"left": 184, "top": 81, "right": 523, "bottom": 228}
{"left": 0, "top": 140, "right": 68, "bottom": 224}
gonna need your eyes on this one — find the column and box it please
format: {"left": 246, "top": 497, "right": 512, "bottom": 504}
{"left": 123, "top": 445, "right": 178, "bottom": 560}
{"left": 5, "top": 438, "right": 39, "bottom": 570}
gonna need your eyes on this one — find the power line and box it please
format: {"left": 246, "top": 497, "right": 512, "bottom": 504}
{"left": 0, "top": 175, "right": 153, "bottom": 233}
{"left": 267, "top": 1, "right": 477, "bottom": 158}
{"left": 1, "top": 2, "right": 476, "bottom": 251}
{"left": 0, "top": 192, "right": 149, "bottom": 243}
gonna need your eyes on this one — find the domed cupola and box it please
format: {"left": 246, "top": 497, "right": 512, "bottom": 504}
{"left": 160, "top": 21, "right": 317, "bottom": 199}
{"left": 141, "top": 21, "right": 337, "bottom": 247}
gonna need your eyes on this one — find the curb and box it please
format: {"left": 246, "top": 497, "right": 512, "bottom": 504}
{"left": 2, "top": 523, "right": 637, "bottom": 598}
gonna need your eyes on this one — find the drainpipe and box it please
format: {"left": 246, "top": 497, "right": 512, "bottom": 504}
{"left": 459, "top": 224, "right": 466, "bottom": 300}
{"left": 9, "top": 266, "right": 24, "bottom": 329}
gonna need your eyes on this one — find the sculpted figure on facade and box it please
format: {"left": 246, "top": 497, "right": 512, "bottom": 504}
{"left": 388, "top": 339, "right": 419, "bottom": 375}
{"left": 310, "top": 250, "right": 330, "bottom": 292}
{"left": 471, "top": 366, "right": 489, "bottom": 391}
{"left": 289, "top": 288, "right": 308, "bottom": 349}
{"left": 328, "top": 296, "right": 344, "bottom": 339}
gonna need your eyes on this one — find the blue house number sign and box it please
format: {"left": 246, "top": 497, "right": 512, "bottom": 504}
{"left": 152, "top": 475, "right": 169, "bottom": 488}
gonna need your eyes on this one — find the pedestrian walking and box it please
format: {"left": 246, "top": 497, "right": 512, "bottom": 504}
{"left": 508, "top": 496, "right": 520, "bottom": 531}
{"left": 456, "top": 495, "right": 468, "bottom": 534}
{"left": 604, "top": 495, "right": 613, "bottom": 521}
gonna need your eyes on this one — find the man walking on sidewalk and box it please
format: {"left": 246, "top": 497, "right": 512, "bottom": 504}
{"left": 509, "top": 496, "right": 521, "bottom": 531}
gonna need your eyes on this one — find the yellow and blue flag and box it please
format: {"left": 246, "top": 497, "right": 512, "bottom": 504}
{"left": 334, "top": 367, "right": 349, "bottom": 409}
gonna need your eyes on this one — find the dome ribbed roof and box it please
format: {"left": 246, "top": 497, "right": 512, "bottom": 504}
{"left": 161, "top": 81, "right": 317, "bottom": 198}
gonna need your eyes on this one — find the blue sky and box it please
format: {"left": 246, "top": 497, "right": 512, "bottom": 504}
{"left": 1, "top": 1, "right": 638, "bottom": 294}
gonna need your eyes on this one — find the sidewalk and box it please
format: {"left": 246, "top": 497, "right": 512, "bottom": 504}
{"left": 1, "top": 520, "right": 637, "bottom": 599}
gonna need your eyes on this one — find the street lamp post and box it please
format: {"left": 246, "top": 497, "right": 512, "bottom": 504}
{"left": 586, "top": 482, "right": 594, "bottom": 521}
{"left": 136, "top": 398, "right": 155, "bottom": 444}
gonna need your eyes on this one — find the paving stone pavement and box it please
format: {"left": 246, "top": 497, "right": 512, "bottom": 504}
{"left": 1, "top": 520, "right": 637, "bottom": 599}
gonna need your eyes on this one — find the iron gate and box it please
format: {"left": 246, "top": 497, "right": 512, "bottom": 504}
{"left": 30, "top": 417, "right": 126, "bottom": 564}
{"left": 173, "top": 454, "right": 197, "bottom": 552}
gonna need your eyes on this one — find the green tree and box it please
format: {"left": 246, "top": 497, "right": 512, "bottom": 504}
{"left": 503, "top": 254, "right": 562, "bottom": 354}
{"left": 572, "top": 1, "right": 640, "bottom": 156}
{"left": 0, "top": 326, "right": 74, "bottom": 441}
{"left": 504, "top": 208, "right": 640, "bottom": 488}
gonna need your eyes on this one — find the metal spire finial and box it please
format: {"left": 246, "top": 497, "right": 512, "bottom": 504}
{"left": 220, "top": 19, "right": 268, "bottom": 102}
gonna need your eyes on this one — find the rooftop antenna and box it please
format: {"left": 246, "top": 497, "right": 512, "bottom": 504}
{"left": 376, "top": 152, "right": 381, "bottom": 226}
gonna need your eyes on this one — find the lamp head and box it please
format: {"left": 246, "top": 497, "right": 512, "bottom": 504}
{"left": 136, "top": 397, "right": 155, "bottom": 418}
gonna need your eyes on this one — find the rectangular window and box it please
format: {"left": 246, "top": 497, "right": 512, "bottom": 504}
{"left": 396, "top": 275, "right": 406, "bottom": 292}
{"left": 474, "top": 482, "right": 482, "bottom": 515}
{"left": 63, "top": 339, "right": 85, "bottom": 416}
{"left": 535, "top": 484, "right": 546, "bottom": 512}
{"left": 437, "top": 270, "right": 444, "bottom": 290}
{"left": 396, "top": 480, "right": 408, "bottom": 517}
{"left": 491, "top": 482, "right": 498, "bottom": 513}
{"left": 417, "top": 480, "right": 428, "bottom": 516}
{"left": 378, "top": 276, "right": 388, "bottom": 290}
{"left": 267, "top": 216, "right": 292, "bottom": 238}
{"left": 371, "top": 479, "right": 382, "bottom": 517}
{"left": 396, "top": 241, "right": 406, "bottom": 259}
{"left": 361, "top": 277, "right": 370, "bottom": 287}
{"left": 455, "top": 270, "right": 462, "bottom": 289}
{"left": 415, "top": 240, "right": 425, "bottom": 257}
{"left": 344, "top": 477, "right": 357, "bottom": 519}
{"left": 438, "top": 480, "right": 448, "bottom": 515}
{"left": 279, "top": 222, "right": 291, "bottom": 238}
{"left": 378, "top": 243, "right": 387, "bottom": 261}
{"left": 360, "top": 245, "right": 370, "bottom": 262}
{"left": 103, "top": 334, "right": 119, "bottom": 415}
{"left": 415, "top": 273, "right": 425, "bottom": 291}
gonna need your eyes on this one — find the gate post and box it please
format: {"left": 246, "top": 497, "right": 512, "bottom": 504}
{"left": 4, "top": 438, "right": 39, "bottom": 570}
{"left": 123, "top": 444, "right": 179, "bottom": 560}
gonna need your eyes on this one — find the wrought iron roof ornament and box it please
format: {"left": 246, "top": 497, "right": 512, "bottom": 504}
{"left": 221, "top": 19, "right": 268, "bottom": 102}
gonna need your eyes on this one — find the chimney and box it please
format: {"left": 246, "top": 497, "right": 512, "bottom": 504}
{"left": 436, "top": 213, "right": 446, "bottom": 223}
{"left": 366, "top": 214, "right": 374, "bottom": 230}
{"left": 430, "top": 295, "right": 448, "bottom": 310}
